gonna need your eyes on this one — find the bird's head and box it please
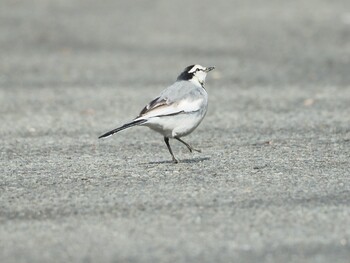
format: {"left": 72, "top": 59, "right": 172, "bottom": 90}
{"left": 177, "top": 64, "right": 215, "bottom": 87}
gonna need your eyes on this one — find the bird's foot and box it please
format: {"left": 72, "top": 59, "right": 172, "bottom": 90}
{"left": 175, "top": 137, "right": 201, "bottom": 154}
{"left": 186, "top": 146, "right": 201, "bottom": 153}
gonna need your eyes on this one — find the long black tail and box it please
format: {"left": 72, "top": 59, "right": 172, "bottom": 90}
{"left": 98, "top": 119, "right": 146, "bottom": 139}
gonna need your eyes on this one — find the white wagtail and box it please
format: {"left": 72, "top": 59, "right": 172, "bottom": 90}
{"left": 99, "top": 64, "right": 215, "bottom": 163}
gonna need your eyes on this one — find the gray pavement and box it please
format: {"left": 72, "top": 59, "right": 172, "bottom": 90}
{"left": 1, "top": 0, "right": 350, "bottom": 262}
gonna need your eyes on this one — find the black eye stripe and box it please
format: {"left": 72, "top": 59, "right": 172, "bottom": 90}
{"left": 177, "top": 65, "right": 204, "bottom": 81}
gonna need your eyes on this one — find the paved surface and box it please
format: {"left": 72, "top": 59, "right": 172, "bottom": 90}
{"left": 1, "top": 0, "right": 350, "bottom": 262}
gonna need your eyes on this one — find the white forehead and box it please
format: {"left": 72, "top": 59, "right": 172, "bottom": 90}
{"left": 188, "top": 65, "right": 206, "bottom": 73}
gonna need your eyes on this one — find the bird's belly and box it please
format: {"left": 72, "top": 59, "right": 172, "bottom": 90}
{"left": 143, "top": 112, "right": 204, "bottom": 138}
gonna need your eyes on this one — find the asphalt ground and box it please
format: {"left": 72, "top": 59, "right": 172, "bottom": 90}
{"left": 1, "top": 0, "right": 350, "bottom": 262}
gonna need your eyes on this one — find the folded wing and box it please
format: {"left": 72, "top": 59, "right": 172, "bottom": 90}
{"left": 136, "top": 96, "right": 203, "bottom": 120}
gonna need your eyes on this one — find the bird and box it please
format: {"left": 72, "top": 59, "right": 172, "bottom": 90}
{"left": 98, "top": 64, "right": 215, "bottom": 163}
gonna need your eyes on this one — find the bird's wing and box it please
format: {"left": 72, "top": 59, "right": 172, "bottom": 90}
{"left": 138, "top": 96, "right": 167, "bottom": 116}
{"left": 137, "top": 97, "right": 203, "bottom": 119}
{"left": 136, "top": 81, "right": 204, "bottom": 119}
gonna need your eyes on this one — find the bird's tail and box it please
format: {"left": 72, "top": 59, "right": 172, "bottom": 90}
{"left": 98, "top": 119, "right": 147, "bottom": 139}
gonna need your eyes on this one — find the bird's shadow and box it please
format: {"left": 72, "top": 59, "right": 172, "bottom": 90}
{"left": 144, "top": 157, "right": 210, "bottom": 165}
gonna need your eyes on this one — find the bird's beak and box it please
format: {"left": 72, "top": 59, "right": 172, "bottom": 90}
{"left": 205, "top": 66, "right": 215, "bottom": 72}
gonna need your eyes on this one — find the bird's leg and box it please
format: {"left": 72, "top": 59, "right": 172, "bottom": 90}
{"left": 175, "top": 137, "right": 201, "bottom": 153}
{"left": 164, "top": 137, "right": 178, "bottom": 163}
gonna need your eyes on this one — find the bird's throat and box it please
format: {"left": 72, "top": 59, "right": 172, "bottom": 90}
{"left": 190, "top": 77, "right": 205, "bottom": 88}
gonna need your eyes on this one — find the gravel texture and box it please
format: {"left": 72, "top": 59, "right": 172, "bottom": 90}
{"left": 1, "top": 0, "right": 350, "bottom": 262}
